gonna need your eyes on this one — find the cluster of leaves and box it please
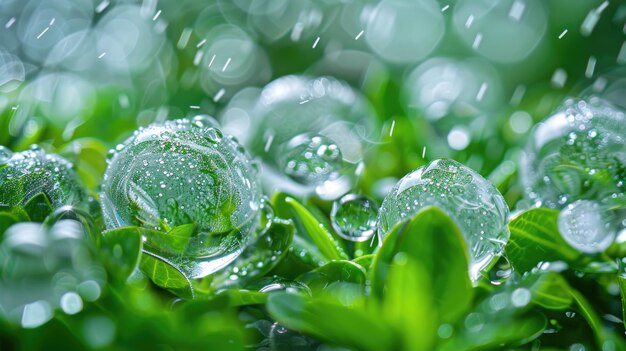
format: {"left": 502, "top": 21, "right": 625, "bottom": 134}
{"left": 3, "top": 180, "right": 626, "bottom": 350}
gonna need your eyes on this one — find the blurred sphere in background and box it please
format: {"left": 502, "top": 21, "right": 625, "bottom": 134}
{"left": 221, "top": 75, "right": 378, "bottom": 198}
{"left": 452, "top": 0, "right": 548, "bottom": 64}
{"left": 403, "top": 57, "right": 502, "bottom": 121}
{"left": 364, "top": 0, "right": 444, "bottom": 64}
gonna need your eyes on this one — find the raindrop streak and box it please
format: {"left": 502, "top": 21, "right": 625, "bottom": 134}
{"left": 378, "top": 159, "right": 510, "bottom": 282}
{"left": 558, "top": 200, "right": 615, "bottom": 253}
{"left": 520, "top": 98, "right": 626, "bottom": 250}
{"left": 100, "top": 116, "right": 262, "bottom": 278}
{"left": 330, "top": 194, "right": 379, "bottom": 242}
{"left": 0, "top": 146, "right": 86, "bottom": 209}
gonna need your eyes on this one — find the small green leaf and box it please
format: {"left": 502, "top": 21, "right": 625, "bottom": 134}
{"left": 285, "top": 196, "right": 348, "bottom": 261}
{"left": 297, "top": 261, "right": 367, "bottom": 305}
{"left": 22, "top": 192, "right": 53, "bottom": 222}
{"left": 267, "top": 292, "right": 398, "bottom": 351}
{"left": 140, "top": 251, "right": 195, "bottom": 299}
{"left": 619, "top": 274, "right": 626, "bottom": 330}
{"left": 505, "top": 208, "right": 583, "bottom": 273}
{"left": 215, "top": 289, "right": 268, "bottom": 306}
{"left": 353, "top": 254, "right": 375, "bottom": 273}
{"left": 141, "top": 225, "right": 196, "bottom": 255}
{"left": 383, "top": 255, "right": 436, "bottom": 351}
{"left": 199, "top": 218, "right": 294, "bottom": 291}
{"left": 0, "top": 206, "right": 29, "bottom": 235}
{"left": 371, "top": 207, "right": 473, "bottom": 323}
{"left": 523, "top": 271, "right": 573, "bottom": 310}
{"left": 440, "top": 312, "right": 547, "bottom": 351}
{"left": 100, "top": 226, "right": 143, "bottom": 283}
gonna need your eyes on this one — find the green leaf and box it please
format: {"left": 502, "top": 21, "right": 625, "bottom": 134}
{"left": 371, "top": 207, "right": 473, "bottom": 323}
{"left": 297, "top": 260, "right": 366, "bottom": 292}
{"left": 214, "top": 289, "right": 268, "bottom": 306}
{"left": 353, "top": 254, "right": 375, "bottom": 273}
{"left": 100, "top": 226, "right": 143, "bottom": 283}
{"left": 383, "top": 255, "right": 436, "bottom": 351}
{"left": 266, "top": 292, "right": 398, "bottom": 351}
{"left": 141, "top": 224, "right": 196, "bottom": 255}
{"left": 0, "top": 206, "right": 29, "bottom": 236}
{"left": 285, "top": 196, "right": 348, "bottom": 261}
{"left": 440, "top": 312, "right": 547, "bottom": 351}
{"left": 297, "top": 261, "right": 367, "bottom": 305}
{"left": 619, "top": 274, "right": 626, "bottom": 330}
{"left": 139, "top": 251, "right": 195, "bottom": 299}
{"left": 198, "top": 218, "right": 294, "bottom": 291}
{"left": 505, "top": 208, "right": 583, "bottom": 273}
{"left": 22, "top": 192, "right": 53, "bottom": 222}
{"left": 59, "top": 138, "right": 109, "bottom": 190}
{"left": 523, "top": 271, "right": 574, "bottom": 310}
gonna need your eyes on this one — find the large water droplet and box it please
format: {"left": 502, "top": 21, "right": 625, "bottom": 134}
{"left": 0, "top": 147, "right": 86, "bottom": 209}
{"left": 278, "top": 133, "right": 343, "bottom": 185}
{"left": 221, "top": 75, "right": 378, "bottom": 196}
{"left": 521, "top": 98, "right": 626, "bottom": 208}
{"left": 557, "top": 200, "right": 616, "bottom": 253}
{"left": 378, "top": 159, "right": 510, "bottom": 281}
{"left": 330, "top": 194, "right": 378, "bottom": 242}
{"left": 100, "top": 117, "right": 262, "bottom": 278}
{"left": 520, "top": 97, "right": 626, "bottom": 243}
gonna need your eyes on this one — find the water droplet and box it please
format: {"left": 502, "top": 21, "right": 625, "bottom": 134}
{"left": 60, "top": 292, "right": 83, "bottom": 315}
{"left": 558, "top": 200, "right": 616, "bottom": 253}
{"left": 222, "top": 75, "right": 378, "bottom": 195}
{"left": 0, "top": 146, "right": 13, "bottom": 164}
{"left": 278, "top": 133, "right": 343, "bottom": 185}
{"left": 330, "top": 194, "right": 378, "bottom": 242}
{"left": 511, "top": 288, "right": 531, "bottom": 307}
{"left": 485, "top": 255, "right": 513, "bottom": 285}
{"left": 0, "top": 147, "right": 86, "bottom": 208}
{"left": 378, "top": 159, "right": 510, "bottom": 281}
{"left": 520, "top": 98, "right": 626, "bottom": 239}
{"left": 101, "top": 117, "right": 261, "bottom": 279}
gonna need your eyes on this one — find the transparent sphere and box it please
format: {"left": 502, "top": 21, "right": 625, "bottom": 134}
{"left": 452, "top": 0, "right": 548, "bottom": 64}
{"left": 278, "top": 133, "right": 343, "bottom": 186}
{"left": 330, "top": 194, "right": 378, "bottom": 242}
{"left": 520, "top": 98, "right": 626, "bottom": 252}
{"left": 0, "top": 146, "right": 86, "bottom": 209}
{"left": 364, "top": 0, "right": 444, "bottom": 64}
{"left": 101, "top": 116, "right": 262, "bottom": 278}
{"left": 224, "top": 75, "right": 377, "bottom": 196}
{"left": 557, "top": 200, "right": 616, "bottom": 254}
{"left": 378, "top": 159, "right": 510, "bottom": 281}
{"left": 520, "top": 98, "right": 626, "bottom": 210}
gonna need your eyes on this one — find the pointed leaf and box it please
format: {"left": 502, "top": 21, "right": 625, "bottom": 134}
{"left": 139, "top": 251, "right": 194, "bottom": 299}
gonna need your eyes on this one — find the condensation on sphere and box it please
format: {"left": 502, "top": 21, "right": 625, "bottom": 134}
{"left": 520, "top": 98, "right": 626, "bottom": 210}
{"left": 0, "top": 146, "right": 86, "bottom": 209}
{"left": 557, "top": 200, "right": 616, "bottom": 254}
{"left": 378, "top": 159, "right": 510, "bottom": 281}
{"left": 101, "top": 116, "right": 262, "bottom": 278}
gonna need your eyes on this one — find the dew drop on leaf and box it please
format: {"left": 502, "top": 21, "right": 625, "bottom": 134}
{"left": 100, "top": 116, "right": 262, "bottom": 278}
{"left": 377, "top": 159, "right": 510, "bottom": 281}
{"left": 330, "top": 194, "right": 378, "bottom": 242}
